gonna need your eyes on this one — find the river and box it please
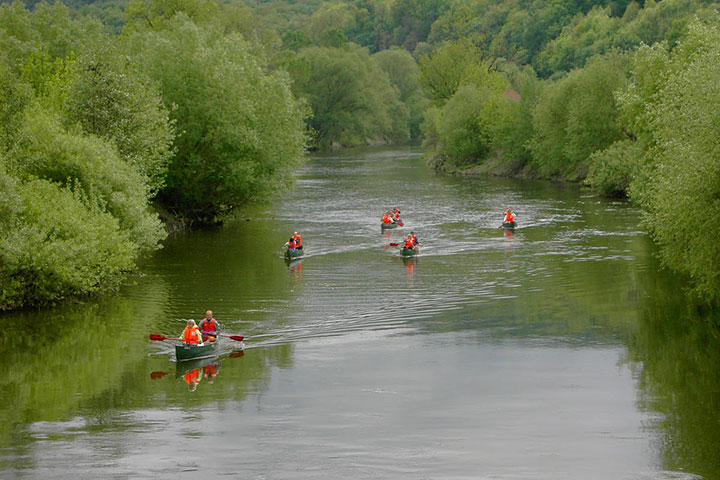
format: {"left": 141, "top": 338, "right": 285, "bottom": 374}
{"left": 1, "top": 147, "right": 719, "bottom": 479}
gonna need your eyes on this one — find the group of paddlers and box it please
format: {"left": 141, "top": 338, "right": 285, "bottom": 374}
{"left": 382, "top": 207, "right": 402, "bottom": 224}
{"left": 180, "top": 310, "right": 221, "bottom": 345}
{"left": 284, "top": 231, "right": 303, "bottom": 250}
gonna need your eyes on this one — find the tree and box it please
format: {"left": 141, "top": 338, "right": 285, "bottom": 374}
{"left": 127, "top": 17, "right": 307, "bottom": 224}
{"left": 286, "top": 44, "right": 408, "bottom": 148}
{"left": 624, "top": 21, "right": 720, "bottom": 302}
{"left": 529, "top": 52, "right": 630, "bottom": 178}
{"left": 63, "top": 43, "right": 175, "bottom": 196}
{"left": 372, "top": 46, "right": 427, "bottom": 138}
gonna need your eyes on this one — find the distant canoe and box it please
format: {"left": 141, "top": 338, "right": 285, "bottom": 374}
{"left": 285, "top": 248, "right": 304, "bottom": 259}
{"left": 502, "top": 221, "right": 516, "bottom": 229}
{"left": 175, "top": 341, "right": 219, "bottom": 362}
{"left": 381, "top": 222, "right": 399, "bottom": 230}
{"left": 401, "top": 246, "right": 419, "bottom": 257}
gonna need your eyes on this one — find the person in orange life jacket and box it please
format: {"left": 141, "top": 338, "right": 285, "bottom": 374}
{"left": 410, "top": 231, "right": 422, "bottom": 246}
{"left": 392, "top": 208, "right": 401, "bottom": 221}
{"left": 199, "top": 310, "right": 220, "bottom": 343}
{"left": 382, "top": 212, "right": 393, "bottom": 224}
{"left": 182, "top": 319, "right": 203, "bottom": 345}
{"left": 403, "top": 235, "right": 415, "bottom": 249}
{"left": 285, "top": 237, "right": 297, "bottom": 250}
{"left": 292, "top": 232, "right": 303, "bottom": 250}
{"left": 503, "top": 208, "right": 516, "bottom": 223}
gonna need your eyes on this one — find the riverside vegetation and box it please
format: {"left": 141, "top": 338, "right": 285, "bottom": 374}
{"left": 1, "top": 0, "right": 719, "bottom": 309}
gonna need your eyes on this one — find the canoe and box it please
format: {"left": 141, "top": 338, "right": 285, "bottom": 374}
{"left": 381, "top": 222, "right": 398, "bottom": 230}
{"left": 175, "top": 341, "right": 219, "bottom": 362}
{"left": 401, "top": 246, "right": 419, "bottom": 257}
{"left": 502, "top": 221, "right": 516, "bottom": 229}
{"left": 285, "top": 248, "right": 304, "bottom": 259}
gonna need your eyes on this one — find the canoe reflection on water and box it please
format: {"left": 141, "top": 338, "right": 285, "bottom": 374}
{"left": 149, "top": 350, "right": 245, "bottom": 391}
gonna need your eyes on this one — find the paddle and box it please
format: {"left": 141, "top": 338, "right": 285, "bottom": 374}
{"left": 217, "top": 334, "right": 244, "bottom": 342}
{"left": 149, "top": 334, "right": 181, "bottom": 341}
{"left": 389, "top": 242, "right": 400, "bottom": 246}
{"left": 396, "top": 221, "right": 404, "bottom": 227}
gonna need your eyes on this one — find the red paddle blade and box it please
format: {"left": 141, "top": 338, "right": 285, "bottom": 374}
{"left": 397, "top": 221, "right": 404, "bottom": 226}
{"left": 227, "top": 335, "right": 244, "bottom": 342}
{"left": 389, "top": 243, "right": 399, "bottom": 246}
{"left": 149, "top": 334, "right": 167, "bottom": 341}
{"left": 150, "top": 371, "right": 169, "bottom": 379}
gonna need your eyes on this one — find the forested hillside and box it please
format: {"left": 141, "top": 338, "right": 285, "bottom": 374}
{"left": 1, "top": 0, "right": 719, "bottom": 308}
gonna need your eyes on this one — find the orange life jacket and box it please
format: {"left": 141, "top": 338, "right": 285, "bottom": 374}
{"left": 382, "top": 214, "right": 392, "bottom": 224}
{"left": 404, "top": 239, "right": 414, "bottom": 248}
{"left": 183, "top": 326, "right": 202, "bottom": 345}
{"left": 201, "top": 318, "right": 217, "bottom": 340}
{"left": 504, "top": 212, "right": 514, "bottom": 223}
{"left": 293, "top": 235, "right": 302, "bottom": 247}
{"left": 412, "top": 234, "right": 418, "bottom": 245}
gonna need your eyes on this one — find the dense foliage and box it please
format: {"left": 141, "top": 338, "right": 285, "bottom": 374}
{"left": 0, "top": 1, "right": 307, "bottom": 309}
{"left": 2, "top": 0, "right": 720, "bottom": 305}
{"left": 126, "top": 16, "right": 306, "bottom": 223}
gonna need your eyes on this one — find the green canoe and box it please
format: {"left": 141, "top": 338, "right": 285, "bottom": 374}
{"left": 502, "top": 221, "right": 516, "bottom": 229}
{"left": 175, "top": 341, "right": 219, "bottom": 362}
{"left": 285, "top": 248, "right": 304, "bottom": 259}
{"left": 381, "top": 222, "right": 398, "bottom": 230}
{"left": 401, "top": 246, "right": 419, "bottom": 257}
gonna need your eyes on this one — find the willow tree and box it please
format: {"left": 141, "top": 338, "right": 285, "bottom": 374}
{"left": 127, "top": 16, "right": 307, "bottom": 224}
{"left": 624, "top": 21, "right": 720, "bottom": 303}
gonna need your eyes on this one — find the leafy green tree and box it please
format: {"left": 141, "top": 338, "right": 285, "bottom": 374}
{"left": 10, "top": 106, "right": 165, "bottom": 252}
{"left": 0, "top": 59, "right": 31, "bottom": 152}
{"left": 0, "top": 1, "right": 104, "bottom": 67}
{"left": 418, "top": 37, "right": 504, "bottom": 105}
{"left": 372, "top": 46, "right": 427, "bottom": 138}
{"left": 127, "top": 17, "right": 307, "bottom": 223}
{"left": 124, "top": 0, "right": 220, "bottom": 31}
{"left": 529, "top": 52, "right": 630, "bottom": 178}
{"left": 419, "top": 38, "right": 513, "bottom": 170}
{"left": 624, "top": 21, "right": 720, "bottom": 302}
{"left": 62, "top": 43, "right": 174, "bottom": 196}
{"left": 0, "top": 168, "right": 136, "bottom": 310}
{"left": 286, "top": 44, "right": 407, "bottom": 148}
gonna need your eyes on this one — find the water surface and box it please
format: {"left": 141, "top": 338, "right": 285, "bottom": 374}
{"left": 1, "top": 147, "right": 718, "bottom": 479}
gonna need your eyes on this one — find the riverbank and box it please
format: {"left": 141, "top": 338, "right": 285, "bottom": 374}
{"left": 431, "top": 152, "right": 592, "bottom": 184}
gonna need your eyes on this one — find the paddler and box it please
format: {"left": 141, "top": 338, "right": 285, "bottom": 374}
{"left": 291, "top": 231, "right": 303, "bottom": 250}
{"left": 382, "top": 212, "right": 393, "bottom": 224}
{"left": 181, "top": 319, "right": 203, "bottom": 346}
{"left": 403, "top": 234, "right": 415, "bottom": 250}
{"left": 410, "top": 231, "right": 422, "bottom": 246}
{"left": 199, "top": 310, "right": 220, "bottom": 343}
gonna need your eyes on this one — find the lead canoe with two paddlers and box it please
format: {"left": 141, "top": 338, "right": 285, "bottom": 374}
{"left": 149, "top": 333, "right": 245, "bottom": 362}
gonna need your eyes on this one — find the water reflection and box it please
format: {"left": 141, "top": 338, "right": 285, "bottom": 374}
{"left": 625, "top": 262, "right": 720, "bottom": 479}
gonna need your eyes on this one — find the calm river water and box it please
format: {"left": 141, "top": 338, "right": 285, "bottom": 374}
{"left": 1, "top": 147, "right": 719, "bottom": 479}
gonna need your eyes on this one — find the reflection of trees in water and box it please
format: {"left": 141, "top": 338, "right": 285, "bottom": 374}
{"left": 0, "top": 278, "right": 169, "bottom": 449}
{"left": 625, "top": 265, "right": 720, "bottom": 479}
